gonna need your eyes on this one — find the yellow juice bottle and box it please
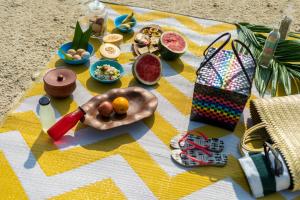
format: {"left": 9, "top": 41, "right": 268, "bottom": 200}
{"left": 38, "top": 96, "right": 56, "bottom": 132}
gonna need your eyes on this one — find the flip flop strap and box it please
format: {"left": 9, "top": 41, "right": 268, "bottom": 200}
{"left": 186, "top": 139, "right": 209, "bottom": 151}
{"left": 182, "top": 144, "right": 213, "bottom": 157}
{"left": 194, "top": 131, "right": 209, "bottom": 140}
{"left": 180, "top": 149, "right": 211, "bottom": 165}
{"left": 178, "top": 131, "right": 209, "bottom": 149}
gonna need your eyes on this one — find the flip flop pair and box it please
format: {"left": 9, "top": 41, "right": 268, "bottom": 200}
{"left": 170, "top": 131, "right": 228, "bottom": 167}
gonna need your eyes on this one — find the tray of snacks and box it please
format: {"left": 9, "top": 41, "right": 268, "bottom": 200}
{"left": 47, "top": 87, "right": 158, "bottom": 141}
{"left": 132, "top": 25, "right": 163, "bottom": 56}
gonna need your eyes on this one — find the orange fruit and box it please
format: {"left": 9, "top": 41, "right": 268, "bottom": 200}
{"left": 112, "top": 97, "right": 129, "bottom": 114}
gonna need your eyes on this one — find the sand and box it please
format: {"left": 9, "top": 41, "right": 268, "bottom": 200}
{"left": 0, "top": 0, "right": 299, "bottom": 121}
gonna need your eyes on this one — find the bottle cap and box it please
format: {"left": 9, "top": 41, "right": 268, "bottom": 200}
{"left": 39, "top": 96, "right": 51, "bottom": 106}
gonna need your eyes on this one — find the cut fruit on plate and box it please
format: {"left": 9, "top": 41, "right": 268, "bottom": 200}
{"left": 132, "top": 53, "right": 162, "bottom": 86}
{"left": 100, "top": 43, "right": 121, "bottom": 59}
{"left": 103, "top": 34, "right": 123, "bottom": 46}
{"left": 159, "top": 31, "right": 187, "bottom": 60}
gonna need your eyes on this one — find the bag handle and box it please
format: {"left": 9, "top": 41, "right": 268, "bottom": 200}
{"left": 264, "top": 142, "right": 283, "bottom": 176}
{"left": 240, "top": 122, "right": 268, "bottom": 153}
{"left": 196, "top": 32, "right": 231, "bottom": 75}
{"left": 231, "top": 39, "right": 257, "bottom": 88}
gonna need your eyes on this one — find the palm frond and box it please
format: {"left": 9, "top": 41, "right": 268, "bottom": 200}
{"left": 288, "top": 32, "right": 300, "bottom": 39}
{"left": 239, "top": 22, "right": 300, "bottom": 39}
{"left": 271, "top": 61, "right": 279, "bottom": 96}
{"left": 255, "top": 66, "right": 272, "bottom": 96}
{"left": 278, "top": 63, "right": 292, "bottom": 95}
{"left": 236, "top": 23, "right": 300, "bottom": 97}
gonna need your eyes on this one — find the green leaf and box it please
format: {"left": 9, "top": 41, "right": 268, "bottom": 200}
{"left": 238, "top": 23, "right": 300, "bottom": 39}
{"left": 59, "top": 49, "right": 73, "bottom": 60}
{"left": 71, "top": 21, "right": 92, "bottom": 50}
{"left": 274, "top": 40, "right": 300, "bottom": 62}
{"left": 288, "top": 32, "right": 300, "bottom": 39}
{"left": 290, "top": 73, "right": 300, "bottom": 93}
{"left": 286, "top": 67, "right": 300, "bottom": 78}
{"left": 238, "top": 22, "right": 272, "bottom": 33}
{"left": 71, "top": 21, "right": 83, "bottom": 50}
{"left": 236, "top": 23, "right": 262, "bottom": 50}
{"left": 255, "top": 66, "right": 272, "bottom": 97}
{"left": 279, "top": 63, "right": 292, "bottom": 95}
{"left": 270, "top": 61, "right": 279, "bottom": 96}
{"left": 78, "top": 25, "right": 92, "bottom": 50}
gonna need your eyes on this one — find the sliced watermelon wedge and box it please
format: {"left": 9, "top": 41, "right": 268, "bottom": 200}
{"left": 133, "top": 53, "right": 162, "bottom": 85}
{"left": 159, "top": 31, "right": 187, "bottom": 60}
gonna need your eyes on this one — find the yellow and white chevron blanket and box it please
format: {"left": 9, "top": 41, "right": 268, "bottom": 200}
{"left": 1, "top": 3, "right": 299, "bottom": 200}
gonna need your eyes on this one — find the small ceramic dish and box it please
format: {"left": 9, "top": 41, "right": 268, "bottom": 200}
{"left": 58, "top": 42, "right": 94, "bottom": 65}
{"left": 114, "top": 14, "right": 137, "bottom": 33}
{"left": 90, "top": 59, "right": 124, "bottom": 83}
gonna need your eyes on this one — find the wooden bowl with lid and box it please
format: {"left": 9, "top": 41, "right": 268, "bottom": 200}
{"left": 43, "top": 68, "right": 77, "bottom": 98}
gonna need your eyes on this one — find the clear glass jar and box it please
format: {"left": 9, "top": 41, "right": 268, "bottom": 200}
{"left": 84, "top": 0, "right": 108, "bottom": 37}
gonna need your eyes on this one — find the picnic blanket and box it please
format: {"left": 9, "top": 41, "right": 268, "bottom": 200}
{"left": 1, "top": 3, "right": 300, "bottom": 199}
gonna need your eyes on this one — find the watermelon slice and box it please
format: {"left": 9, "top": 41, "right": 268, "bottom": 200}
{"left": 133, "top": 53, "right": 162, "bottom": 85}
{"left": 159, "top": 31, "right": 187, "bottom": 60}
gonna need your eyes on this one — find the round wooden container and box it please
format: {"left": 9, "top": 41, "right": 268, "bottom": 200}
{"left": 43, "top": 68, "right": 76, "bottom": 98}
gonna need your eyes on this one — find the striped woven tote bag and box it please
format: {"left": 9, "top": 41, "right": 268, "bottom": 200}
{"left": 190, "top": 33, "right": 256, "bottom": 131}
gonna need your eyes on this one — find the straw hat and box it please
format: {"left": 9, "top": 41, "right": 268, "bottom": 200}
{"left": 240, "top": 94, "right": 300, "bottom": 191}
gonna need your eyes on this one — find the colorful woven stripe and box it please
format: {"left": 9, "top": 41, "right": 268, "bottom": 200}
{"left": 191, "top": 80, "right": 249, "bottom": 131}
{"left": 199, "top": 48, "right": 255, "bottom": 96}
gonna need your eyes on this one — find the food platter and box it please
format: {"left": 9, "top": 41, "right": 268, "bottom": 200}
{"left": 81, "top": 87, "right": 158, "bottom": 130}
{"left": 132, "top": 24, "right": 163, "bottom": 56}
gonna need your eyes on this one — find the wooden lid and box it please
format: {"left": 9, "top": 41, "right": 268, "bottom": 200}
{"left": 43, "top": 68, "right": 76, "bottom": 87}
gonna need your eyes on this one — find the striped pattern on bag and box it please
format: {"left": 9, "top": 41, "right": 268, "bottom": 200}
{"left": 239, "top": 152, "right": 291, "bottom": 198}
